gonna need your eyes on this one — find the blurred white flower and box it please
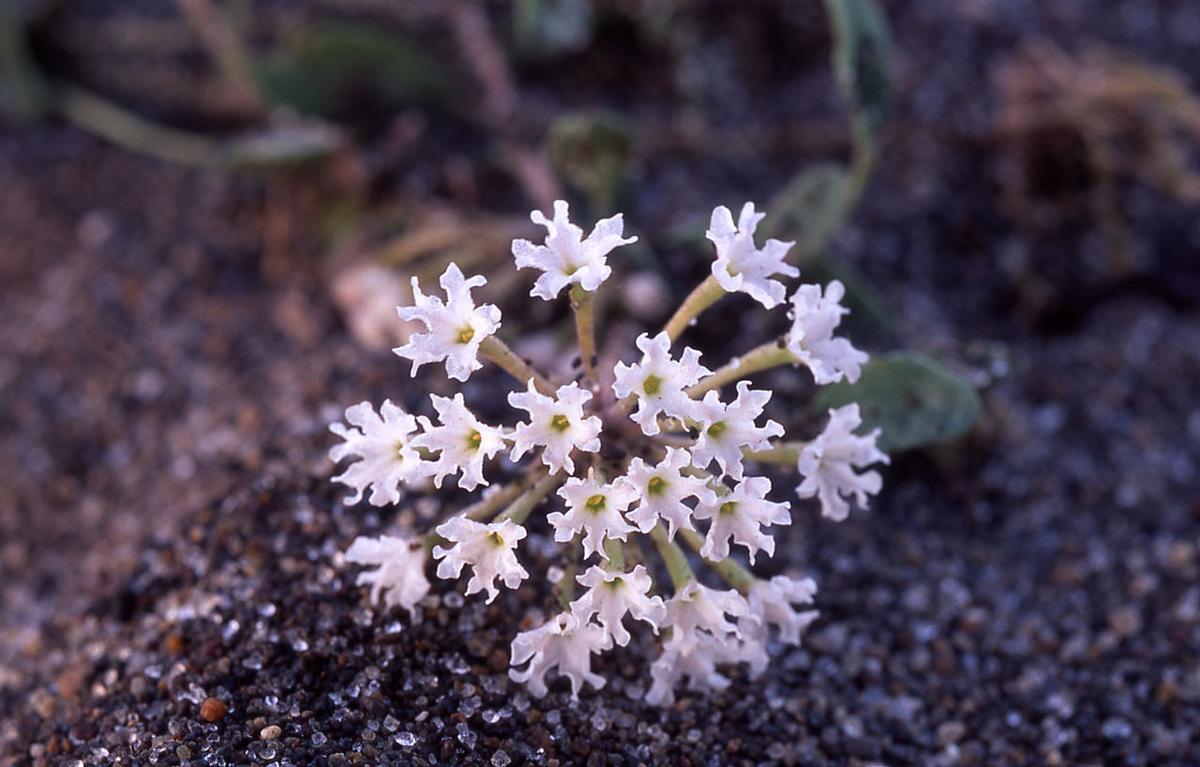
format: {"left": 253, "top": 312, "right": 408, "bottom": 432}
{"left": 742, "top": 575, "right": 819, "bottom": 647}
{"left": 508, "top": 380, "right": 602, "bottom": 475}
{"left": 509, "top": 612, "right": 611, "bottom": 698}
{"left": 660, "top": 581, "right": 749, "bottom": 655}
{"left": 329, "top": 400, "right": 426, "bottom": 507}
{"left": 797, "top": 403, "right": 889, "bottom": 521}
{"left": 786, "top": 281, "right": 868, "bottom": 385}
{"left": 395, "top": 263, "right": 501, "bottom": 382}
{"left": 343, "top": 535, "right": 430, "bottom": 618}
{"left": 623, "top": 448, "right": 716, "bottom": 538}
{"left": 645, "top": 633, "right": 733, "bottom": 707}
{"left": 411, "top": 393, "right": 507, "bottom": 491}
{"left": 549, "top": 468, "right": 638, "bottom": 560}
{"left": 612, "top": 331, "right": 710, "bottom": 436}
{"left": 693, "top": 476, "right": 791, "bottom": 564}
{"left": 571, "top": 564, "right": 665, "bottom": 646}
{"left": 512, "top": 199, "right": 637, "bottom": 300}
{"left": 706, "top": 202, "right": 799, "bottom": 309}
{"left": 691, "top": 381, "right": 784, "bottom": 481}
{"left": 432, "top": 517, "right": 528, "bottom": 603}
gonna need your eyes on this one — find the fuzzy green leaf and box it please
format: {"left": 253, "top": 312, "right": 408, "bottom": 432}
{"left": 813, "top": 352, "right": 982, "bottom": 452}
{"left": 822, "top": 0, "right": 893, "bottom": 152}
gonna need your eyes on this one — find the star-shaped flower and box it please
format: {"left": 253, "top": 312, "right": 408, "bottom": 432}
{"left": 394, "top": 263, "right": 502, "bottom": 382}
{"left": 741, "top": 575, "right": 819, "bottom": 648}
{"left": 612, "top": 331, "right": 710, "bottom": 436}
{"left": 786, "top": 281, "right": 868, "bottom": 385}
{"left": 548, "top": 469, "right": 638, "bottom": 560}
{"left": 411, "top": 393, "right": 507, "bottom": 491}
{"left": 509, "top": 612, "right": 611, "bottom": 698}
{"left": 797, "top": 403, "right": 889, "bottom": 521}
{"left": 690, "top": 381, "right": 784, "bottom": 481}
{"left": 343, "top": 534, "right": 431, "bottom": 618}
{"left": 508, "top": 380, "right": 602, "bottom": 475}
{"left": 693, "top": 476, "right": 791, "bottom": 564}
{"left": 735, "top": 575, "right": 819, "bottom": 677}
{"left": 645, "top": 633, "right": 733, "bottom": 707}
{"left": 661, "top": 581, "right": 749, "bottom": 655}
{"left": 512, "top": 200, "right": 637, "bottom": 300}
{"left": 329, "top": 400, "right": 427, "bottom": 506}
{"left": 570, "top": 564, "right": 666, "bottom": 647}
{"left": 706, "top": 202, "right": 799, "bottom": 309}
{"left": 432, "top": 517, "right": 529, "bottom": 603}
{"left": 623, "top": 448, "right": 716, "bottom": 538}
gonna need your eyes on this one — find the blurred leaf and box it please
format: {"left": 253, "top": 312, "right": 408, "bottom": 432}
{"left": 514, "top": 0, "right": 594, "bottom": 59}
{"left": 813, "top": 352, "right": 982, "bottom": 452}
{"left": 256, "top": 22, "right": 456, "bottom": 119}
{"left": 547, "top": 110, "right": 634, "bottom": 216}
{"left": 223, "top": 122, "right": 346, "bottom": 171}
{"left": 763, "top": 162, "right": 852, "bottom": 261}
{"left": 0, "top": 3, "right": 51, "bottom": 120}
{"left": 822, "top": 0, "right": 893, "bottom": 152}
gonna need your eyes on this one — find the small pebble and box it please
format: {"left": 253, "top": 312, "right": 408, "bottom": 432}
{"left": 259, "top": 725, "right": 281, "bottom": 739}
{"left": 199, "top": 697, "right": 227, "bottom": 723}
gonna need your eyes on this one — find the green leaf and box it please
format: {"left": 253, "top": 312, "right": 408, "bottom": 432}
{"left": 763, "top": 161, "right": 853, "bottom": 261}
{"left": 255, "top": 22, "right": 457, "bottom": 120}
{"left": 822, "top": 0, "right": 893, "bottom": 152}
{"left": 812, "top": 352, "right": 982, "bottom": 452}
{"left": 546, "top": 110, "right": 635, "bottom": 216}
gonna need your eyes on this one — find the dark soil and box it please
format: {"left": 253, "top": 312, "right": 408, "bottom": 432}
{"left": 3, "top": 1, "right": 1200, "bottom": 765}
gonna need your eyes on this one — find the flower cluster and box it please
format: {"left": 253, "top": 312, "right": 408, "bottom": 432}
{"left": 332, "top": 200, "right": 888, "bottom": 704}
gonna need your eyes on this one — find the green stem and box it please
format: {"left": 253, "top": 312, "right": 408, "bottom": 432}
{"left": 603, "top": 538, "right": 626, "bottom": 571}
{"left": 58, "top": 87, "right": 217, "bottom": 167}
{"left": 479, "top": 335, "right": 557, "bottom": 396}
{"left": 662, "top": 274, "right": 726, "bottom": 343}
{"left": 679, "top": 529, "right": 757, "bottom": 594}
{"left": 569, "top": 284, "right": 599, "bottom": 386}
{"left": 688, "top": 341, "right": 796, "bottom": 398}
{"left": 743, "top": 441, "right": 807, "bottom": 465}
{"left": 463, "top": 481, "right": 528, "bottom": 521}
{"left": 496, "top": 471, "right": 564, "bottom": 524}
{"left": 649, "top": 524, "right": 695, "bottom": 589}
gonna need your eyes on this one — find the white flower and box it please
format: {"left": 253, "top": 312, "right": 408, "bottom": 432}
{"left": 661, "top": 581, "right": 749, "bottom": 655}
{"left": 329, "top": 400, "right": 426, "bottom": 506}
{"left": 623, "top": 448, "right": 716, "bottom": 538}
{"left": 548, "top": 469, "right": 638, "bottom": 560}
{"left": 706, "top": 202, "right": 798, "bottom": 309}
{"left": 509, "top": 612, "right": 610, "bottom": 698}
{"left": 690, "top": 381, "right": 784, "bottom": 481}
{"left": 693, "top": 476, "right": 791, "bottom": 564}
{"left": 734, "top": 575, "right": 819, "bottom": 678}
{"left": 645, "top": 633, "right": 732, "bottom": 707}
{"left": 394, "top": 263, "right": 501, "bottom": 382}
{"left": 741, "top": 575, "right": 819, "bottom": 647}
{"left": 344, "top": 535, "right": 431, "bottom": 618}
{"left": 411, "top": 393, "right": 507, "bottom": 491}
{"left": 570, "top": 564, "right": 666, "bottom": 646}
{"left": 612, "top": 331, "right": 710, "bottom": 436}
{"left": 786, "top": 281, "right": 868, "bottom": 385}
{"left": 508, "top": 380, "right": 602, "bottom": 475}
{"left": 432, "top": 517, "right": 529, "bottom": 603}
{"left": 797, "top": 403, "right": 889, "bottom": 521}
{"left": 511, "top": 200, "right": 637, "bottom": 300}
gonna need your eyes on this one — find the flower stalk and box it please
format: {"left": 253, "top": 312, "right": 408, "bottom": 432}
{"left": 569, "top": 284, "right": 599, "bottom": 386}
{"left": 479, "top": 335, "right": 556, "bottom": 395}
{"left": 662, "top": 274, "right": 725, "bottom": 343}
{"left": 687, "top": 341, "right": 795, "bottom": 398}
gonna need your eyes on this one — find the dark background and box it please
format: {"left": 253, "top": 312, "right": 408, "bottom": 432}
{"left": 2, "top": 1, "right": 1200, "bottom": 764}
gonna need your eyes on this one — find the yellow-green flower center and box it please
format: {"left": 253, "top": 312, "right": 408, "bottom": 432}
{"left": 643, "top": 374, "right": 662, "bottom": 396}
{"left": 604, "top": 577, "right": 624, "bottom": 590}
{"left": 457, "top": 326, "right": 475, "bottom": 344}
{"left": 585, "top": 494, "right": 607, "bottom": 513}
{"left": 486, "top": 531, "right": 505, "bottom": 546}
{"left": 466, "top": 429, "right": 482, "bottom": 450}
{"left": 394, "top": 441, "right": 406, "bottom": 460}
{"left": 719, "top": 501, "right": 737, "bottom": 516}
{"left": 550, "top": 414, "right": 571, "bottom": 433}
{"left": 647, "top": 476, "right": 667, "bottom": 496}
{"left": 707, "top": 421, "right": 727, "bottom": 438}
